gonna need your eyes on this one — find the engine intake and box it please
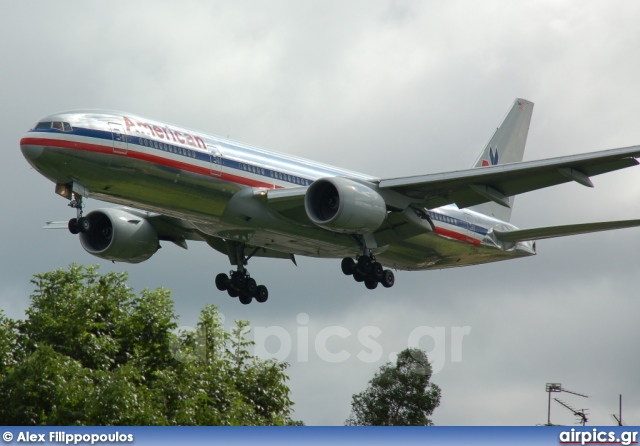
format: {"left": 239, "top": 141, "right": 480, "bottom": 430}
{"left": 79, "top": 208, "right": 159, "bottom": 263}
{"left": 304, "top": 177, "right": 387, "bottom": 234}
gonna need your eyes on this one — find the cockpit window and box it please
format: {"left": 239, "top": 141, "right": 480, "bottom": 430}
{"left": 33, "top": 121, "right": 73, "bottom": 132}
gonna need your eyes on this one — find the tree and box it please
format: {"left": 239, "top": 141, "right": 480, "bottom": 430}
{"left": 0, "top": 264, "right": 297, "bottom": 425}
{"left": 345, "top": 348, "right": 441, "bottom": 426}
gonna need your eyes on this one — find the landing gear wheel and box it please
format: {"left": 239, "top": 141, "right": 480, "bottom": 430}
{"left": 68, "top": 218, "right": 80, "bottom": 235}
{"left": 78, "top": 216, "right": 90, "bottom": 233}
{"left": 353, "top": 272, "right": 365, "bottom": 282}
{"left": 370, "top": 262, "right": 384, "bottom": 281}
{"left": 255, "top": 285, "right": 268, "bottom": 303}
{"left": 215, "top": 273, "right": 229, "bottom": 291}
{"left": 341, "top": 257, "right": 355, "bottom": 275}
{"left": 228, "top": 288, "right": 239, "bottom": 298}
{"left": 239, "top": 294, "right": 252, "bottom": 305}
{"left": 365, "top": 279, "right": 378, "bottom": 290}
{"left": 245, "top": 278, "right": 257, "bottom": 297}
{"left": 232, "top": 271, "right": 247, "bottom": 289}
{"left": 357, "top": 255, "right": 372, "bottom": 274}
{"left": 381, "top": 270, "right": 395, "bottom": 288}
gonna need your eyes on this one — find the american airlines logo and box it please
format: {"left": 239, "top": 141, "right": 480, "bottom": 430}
{"left": 123, "top": 116, "right": 206, "bottom": 149}
{"left": 481, "top": 147, "right": 499, "bottom": 167}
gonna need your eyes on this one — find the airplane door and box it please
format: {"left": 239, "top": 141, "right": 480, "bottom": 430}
{"left": 109, "top": 122, "right": 128, "bottom": 155}
{"left": 207, "top": 144, "right": 222, "bottom": 177}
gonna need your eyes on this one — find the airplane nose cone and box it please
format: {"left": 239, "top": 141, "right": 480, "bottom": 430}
{"left": 20, "top": 138, "right": 44, "bottom": 160}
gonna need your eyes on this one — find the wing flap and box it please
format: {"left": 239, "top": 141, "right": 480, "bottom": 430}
{"left": 494, "top": 219, "right": 640, "bottom": 243}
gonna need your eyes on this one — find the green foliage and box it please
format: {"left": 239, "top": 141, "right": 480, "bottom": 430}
{"left": 0, "top": 264, "right": 297, "bottom": 426}
{"left": 0, "top": 310, "right": 17, "bottom": 372}
{"left": 345, "top": 348, "right": 441, "bottom": 426}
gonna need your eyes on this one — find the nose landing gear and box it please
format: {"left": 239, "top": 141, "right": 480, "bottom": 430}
{"left": 67, "top": 193, "right": 90, "bottom": 235}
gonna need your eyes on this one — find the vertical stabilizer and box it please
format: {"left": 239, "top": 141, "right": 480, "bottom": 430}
{"left": 469, "top": 98, "right": 534, "bottom": 222}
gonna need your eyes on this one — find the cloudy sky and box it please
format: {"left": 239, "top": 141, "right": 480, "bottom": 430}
{"left": 2, "top": 1, "right": 640, "bottom": 426}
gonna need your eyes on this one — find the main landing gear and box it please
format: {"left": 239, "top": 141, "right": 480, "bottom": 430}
{"left": 341, "top": 254, "right": 395, "bottom": 290}
{"left": 215, "top": 271, "right": 268, "bottom": 305}
{"left": 214, "top": 242, "right": 268, "bottom": 305}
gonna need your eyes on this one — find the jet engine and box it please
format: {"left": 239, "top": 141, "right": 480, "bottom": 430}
{"left": 304, "top": 177, "right": 387, "bottom": 234}
{"left": 79, "top": 208, "right": 159, "bottom": 263}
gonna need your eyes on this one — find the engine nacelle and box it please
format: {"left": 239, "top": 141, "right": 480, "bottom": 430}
{"left": 304, "top": 177, "right": 387, "bottom": 234}
{"left": 79, "top": 208, "right": 159, "bottom": 263}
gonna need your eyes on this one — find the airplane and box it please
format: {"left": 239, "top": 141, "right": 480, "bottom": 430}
{"left": 20, "top": 98, "right": 640, "bottom": 305}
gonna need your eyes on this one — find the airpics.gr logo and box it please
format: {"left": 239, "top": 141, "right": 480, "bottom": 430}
{"left": 481, "top": 146, "right": 499, "bottom": 167}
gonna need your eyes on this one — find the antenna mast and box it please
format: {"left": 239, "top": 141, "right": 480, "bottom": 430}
{"left": 545, "top": 383, "right": 588, "bottom": 426}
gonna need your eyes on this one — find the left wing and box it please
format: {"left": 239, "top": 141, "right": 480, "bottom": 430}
{"left": 379, "top": 145, "right": 640, "bottom": 210}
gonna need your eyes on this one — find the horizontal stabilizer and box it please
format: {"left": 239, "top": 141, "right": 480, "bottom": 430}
{"left": 494, "top": 219, "right": 640, "bottom": 243}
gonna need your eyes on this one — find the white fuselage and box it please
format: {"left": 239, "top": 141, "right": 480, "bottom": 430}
{"left": 20, "top": 110, "right": 536, "bottom": 271}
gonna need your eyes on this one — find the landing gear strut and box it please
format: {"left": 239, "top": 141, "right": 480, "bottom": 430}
{"left": 341, "top": 254, "right": 395, "bottom": 290}
{"left": 215, "top": 242, "right": 268, "bottom": 305}
{"left": 67, "top": 193, "right": 90, "bottom": 235}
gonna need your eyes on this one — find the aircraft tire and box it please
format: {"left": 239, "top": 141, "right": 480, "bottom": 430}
{"left": 365, "top": 279, "right": 378, "bottom": 290}
{"left": 68, "top": 218, "right": 80, "bottom": 235}
{"left": 341, "top": 257, "right": 355, "bottom": 275}
{"left": 381, "top": 270, "right": 395, "bottom": 288}
{"left": 353, "top": 271, "right": 365, "bottom": 282}
{"left": 232, "top": 271, "right": 246, "bottom": 289}
{"left": 255, "top": 285, "right": 268, "bottom": 303}
{"left": 215, "top": 273, "right": 229, "bottom": 291}
{"left": 357, "top": 256, "right": 372, "bottom": 274}
{"left": 239, "top": 293, "right": 252, "bottom": 305}
{"left": 78, "top": 216, "right": 90, "bottom": 233}
{"left": 370, "top": 262, "right": 384, "bottom": 281}
{"left": 245, "top": 278, "right": 257, "bottom": 297}
{"left": 228, "top": 288, "right": 239, "bottom": 298}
